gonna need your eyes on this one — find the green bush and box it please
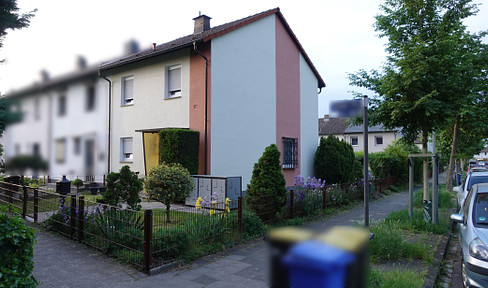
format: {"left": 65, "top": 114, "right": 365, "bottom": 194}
{"left": 314, "top": 135, "right": 356, "bottom": 184}
{"left": 159, "top": 129, "right": 200, "bottom": 175}
{"left": 101, "top": 166, "right": 142, "bottom": 210}
{"left": 152, "top": 228, "right": 190, "bottom": 260}
{"left": 241, "top": 210, "right": 265, "bottom": 238}
{"left": 0, "top": 214, "right": 37, "bottom": 288}
{"left": 145, "top": 163, "right": 193, "bottom": 223}
{"left": 246, "top": 144, "right": 287, "bottom": 223}
{"left": 369, "top": 152, "right": 403, "bottom": 179}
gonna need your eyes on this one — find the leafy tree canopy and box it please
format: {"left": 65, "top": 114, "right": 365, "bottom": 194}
{"left": 0, "top": 0, "right": 36, "bottom": 49}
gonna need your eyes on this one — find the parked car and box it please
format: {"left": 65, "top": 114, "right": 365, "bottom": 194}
{"left": 451, "top": 183, "right": 488, "bottom": 288}
{"left": 454, "top": 171, "right": 488, "bottom": 210}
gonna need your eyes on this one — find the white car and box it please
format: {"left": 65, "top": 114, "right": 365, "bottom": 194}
{"left": 454, "top": 171, "right": 488, "bottom": 210}
{"left": 451, "top": 183, "right": 488, "bottom": 288}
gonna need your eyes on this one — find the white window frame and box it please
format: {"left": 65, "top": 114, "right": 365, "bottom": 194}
{"left": 351, "top": 136, "right": 359, "bottom": 147}
{"left": 120, "top": 137, "right": 133, "bottom": 162}
{"left": 121, "top": 75, "right": 134, "bottom": 106}
{"left": 375, "top": 136, "right": 384, "bottom": 146}
{"left": 166, "top": 65, "right": 182, "bottom": 99}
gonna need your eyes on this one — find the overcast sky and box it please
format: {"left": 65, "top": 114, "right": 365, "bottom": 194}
{"left": 1, "top": 0, "right": 487, "bottom": 117}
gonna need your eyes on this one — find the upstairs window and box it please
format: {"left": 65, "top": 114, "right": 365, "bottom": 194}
{"left": 167, "top": 65, "right": 181, "bottom": 98}
{"left": 58, "top": 93, "right": 66, "bottom": 116}
{"left": 121, "top": 137, "right": 133, "bottom": 162}
{"left": 122, "top": 76, "right": 134, "bottom": 105}
{"left": 73, "top": 137, "right": 81, "bottom": 155}
{"left": 34, "top": 98, "right": 40, "bottom": 120}
{"left": 282, "top": 137, "right": 298, "bottom": 169}
{"left": 86, "top": 84, "right": 96, "bottom": 111}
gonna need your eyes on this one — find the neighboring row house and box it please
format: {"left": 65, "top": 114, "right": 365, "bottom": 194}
{"left": 99, "top": 8, "right": 325, "bottom": 186}
{"left": 318, "top": 115, "right": 400, "bottom": 153}
{"left": 3, "top": 42, "right": 140, "bottom": 182}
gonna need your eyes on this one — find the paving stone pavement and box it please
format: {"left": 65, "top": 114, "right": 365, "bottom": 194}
{"left": 32, "top": 174, "right": 445, "bottom": 287}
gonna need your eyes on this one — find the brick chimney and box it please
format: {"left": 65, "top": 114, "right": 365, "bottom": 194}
{"left": 193, "top": 14, "right": 211, "bottom": 34}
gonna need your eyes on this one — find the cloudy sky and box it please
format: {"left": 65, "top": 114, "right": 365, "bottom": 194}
{"left": 1, "top": 0, "right": 487, "bottom": 117}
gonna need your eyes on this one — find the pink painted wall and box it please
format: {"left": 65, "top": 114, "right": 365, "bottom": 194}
{"left": 190, "top": 42, "right": 212, "bottom": 175}
{"left": 275, "top": 15, "right": 301, "bottom": 186}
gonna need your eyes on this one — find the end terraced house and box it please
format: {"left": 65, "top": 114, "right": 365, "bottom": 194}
{"left": 99, "top": 8, "right": 325, "bottom": 187}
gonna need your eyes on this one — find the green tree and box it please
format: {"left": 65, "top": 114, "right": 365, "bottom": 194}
{"left": 246, "top": 144, "right": 286, "bottom": 223}
{"left": 145, "top": 163, "right": 193, "bottom": 223}
{"left": 0, "top": 0, "right": 36, "bottom": 55}
{"left": 349, "top": 0, "right": 482, "bottom": 200}
{"left": 314, "top": 135, "right": 356, "bottom": 184}
{"left": 101, "top": 166, "right": 142, "bottom": 210}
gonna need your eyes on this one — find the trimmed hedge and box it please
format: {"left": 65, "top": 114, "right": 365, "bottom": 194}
{"left": 159, "top": 129, "right": 199, "bottom": 175}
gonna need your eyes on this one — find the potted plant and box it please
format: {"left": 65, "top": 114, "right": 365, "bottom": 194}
{"left": 72, "top": 178, "right": 84, "bottom": 193}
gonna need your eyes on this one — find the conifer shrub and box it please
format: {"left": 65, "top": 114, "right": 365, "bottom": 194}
{"left": 314, "top": 135, "right": 356, "bottom": 184}
{"left": 246, "top": 144, "right": 287, "bottom": 223}
{"left": 101, "top": 165, "right": 142, "bottom": 210}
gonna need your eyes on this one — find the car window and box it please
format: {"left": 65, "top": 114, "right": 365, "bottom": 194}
{"left": 467, "top": 176, "right": 488, "bottom": 191}
{"left": 474, "top": 193, "right": 488, "bottom": 225}
{"left": 464, "top": 187, "right": 475, "bottom": 220}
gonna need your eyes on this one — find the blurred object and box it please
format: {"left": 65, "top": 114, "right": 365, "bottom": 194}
{"left": 56, "top": 175, "right": 71, "bottom": 195}
{"left": 266, "top": 227, "right": 315, "bottom": 288}
{"left": 5, "top": 154, "right": 48, "bottom": 175}
{"left": 283, "top": 240, "right": 354, "bottom": 288}
{"left": 329, "top": 99, "right": 362, "bottom": 118}
{"left": 317, "top": 226, "right": 371, "bottom": 288}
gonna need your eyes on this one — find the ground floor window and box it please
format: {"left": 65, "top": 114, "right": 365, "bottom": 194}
{"left": 282, "top": 137, "right": 298, "bottom": 169}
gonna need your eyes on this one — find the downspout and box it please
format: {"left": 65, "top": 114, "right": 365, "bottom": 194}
{"left": 99, "top": 72, "right": 112, "bottom": 174}
{"left": 193, "top": 41, "right": 208, "bottom": 175}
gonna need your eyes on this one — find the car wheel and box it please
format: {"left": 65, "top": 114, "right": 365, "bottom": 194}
{"left": 462, "top": 260, "right": 470, "bottom": 288}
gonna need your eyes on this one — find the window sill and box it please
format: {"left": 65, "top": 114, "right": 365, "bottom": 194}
{"left": 120, "top": 161, "right": 133, "bottom": 164}
{"left": 165, "top": 95, "right": 181, "bottom": 100}
{"left": 121, "top": 103, "right": 134, "bottom": 107}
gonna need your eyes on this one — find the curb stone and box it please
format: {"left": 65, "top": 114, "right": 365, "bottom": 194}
{"left": 423, "top": 220, "right": 455, "bottom": 288}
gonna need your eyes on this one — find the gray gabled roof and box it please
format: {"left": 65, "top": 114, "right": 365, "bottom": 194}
{"left": 345, "top": 124, "right": 400, "bottom": 134}
{"left": 99, "top": 8, "right": 325, "bottom": 88}
{"left": 318, "top": 116, "right": 400, "bottom": 136}
{"left": 318, "top": 118, "right": 348, "bottom": 135}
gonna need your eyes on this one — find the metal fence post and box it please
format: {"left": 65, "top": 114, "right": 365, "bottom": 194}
{"left": 22, "top": 186, "right": 28, "bottom": 219}
{"left": 289, "top": 190, "right": 294, "bottom": 219}
{"left": 237, "top": 197, "right": 243, "bottom": 234}
{"left": 34, "top": 189, "right": 38, "bottom": 223}
{"left": 70, "top": 194, "right": 77, "bottom": 239}
{"left": 322, "top": 187, "right": 326, "bottom": 210}
{"left": 143, "top": 209, "right": 153, "bottom": 274}
{"left": 78, "top": 196, "right": 85, "bottom": 242}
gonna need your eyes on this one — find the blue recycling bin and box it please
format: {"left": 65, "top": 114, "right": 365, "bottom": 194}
{"left": 283, "top": 240, "right": 354, "bottom": 288}
{"left": 457, "top": 173, "right": 462, "bottom": 185}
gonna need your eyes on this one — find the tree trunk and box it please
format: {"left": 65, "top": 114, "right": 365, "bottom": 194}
{"left": 166, "top": 206, "right": 171, "bottom": 223}
{"left": 446, "top": 115, "right": 460, "bottom": 191}
{"left": 423, "top": 129, "right": 429, "bottom": 202}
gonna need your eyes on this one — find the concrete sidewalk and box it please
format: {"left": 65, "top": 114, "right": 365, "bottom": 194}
{"left": 32, "top": 176, "right": 444, "bottom": 288}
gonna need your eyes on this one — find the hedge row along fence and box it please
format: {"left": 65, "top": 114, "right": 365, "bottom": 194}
{"left": 0, "top": 176, "right": 398, "bottom": 274}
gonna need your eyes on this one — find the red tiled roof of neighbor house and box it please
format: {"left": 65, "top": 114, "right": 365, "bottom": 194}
{"left": 99, "top": 8, "right": 325, "bottom": 89}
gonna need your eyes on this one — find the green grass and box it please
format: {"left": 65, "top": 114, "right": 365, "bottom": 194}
{"left": 369, "top": 220, "right": 432, "bottom": 262}
{"left": 413, "top": 184, "right": 455, "bottom": 209}
{"left": 369, "top": 268, "right": 424, "bottom": 288}
{"left": 385, "top": 209, "right": 450, "bottom": 235}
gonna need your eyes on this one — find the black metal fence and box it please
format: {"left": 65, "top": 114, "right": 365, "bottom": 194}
{"left": 0, "top": 177, "right": 398, "bottom": 274}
